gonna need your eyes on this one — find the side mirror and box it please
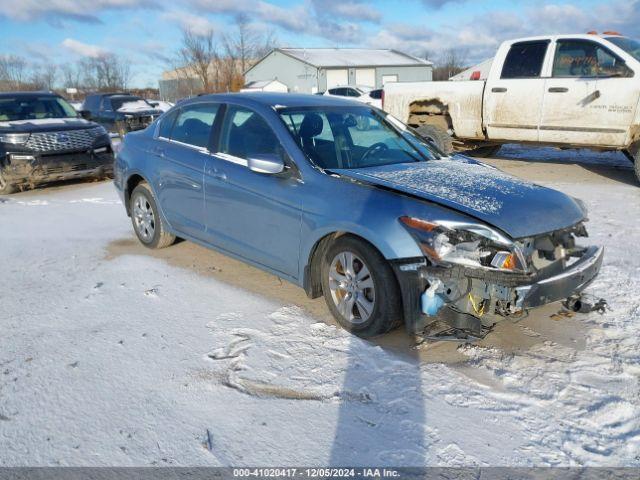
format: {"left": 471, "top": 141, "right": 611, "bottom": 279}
{"left": 78, "top": 110, "right": 92, "bottom": 120}
{"left": 148, "top": 102, "right": 159, "bottom": 107}
{"left": 247, "top": 153, "right": 285, "bottom": 175}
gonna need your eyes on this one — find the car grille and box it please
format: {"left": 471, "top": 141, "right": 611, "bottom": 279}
{"left": 25, "top": 127, "right": 105, "bottom": 153}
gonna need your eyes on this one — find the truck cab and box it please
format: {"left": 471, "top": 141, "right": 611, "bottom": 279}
{"left": 484, "top": 33, "right": 639, "bottom": 148}
{"left": 383, "top": 33, "right": 640, "bottom": 183}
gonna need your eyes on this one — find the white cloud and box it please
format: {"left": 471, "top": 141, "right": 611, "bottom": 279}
{"left": 0, "top": 0, "right": 156, "bottom": 23}
{"left": 164, "top": 10, "right": 220, "bottom": 36}
{"left": 62, "top": 38, "right": 109, "bottom": 58}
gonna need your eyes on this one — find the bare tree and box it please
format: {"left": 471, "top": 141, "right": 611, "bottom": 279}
{"left": 432, "top": 48, "right": 468, "bottom": 81}
{"left": 0, "top": 55, "right": 28, "bottom": 90}
{"left": 177, "top": 27, "right": 218, "bottom": 93}
{"left": 78, "top": 54, "right": 132, "bottom": 92}
{"left": 31, "top": 64, "right": 58, "bottom": 91}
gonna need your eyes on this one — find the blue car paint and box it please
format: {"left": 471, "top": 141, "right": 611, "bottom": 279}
{"left": 114, "top": 92, "right": 586, "bottom": 290}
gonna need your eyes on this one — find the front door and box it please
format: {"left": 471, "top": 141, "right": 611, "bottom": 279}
{"left": 540, "top": 39, "right": 637, "bottom": 147}
{"left": 484, "top": 40, "right": 550, "bottom": 142}
{"left": 203, "top": 105, "right": 303, "bottom": 278}
{"left": 153, "top": 102, "right": 219, "bottom": 240}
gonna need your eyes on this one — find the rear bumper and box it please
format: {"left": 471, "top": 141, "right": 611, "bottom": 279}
{"left": 2, "top": 149, "right": 114, "bottom": 186}
{"left": 392, "top": 245, "right": 604, "bottom": 334}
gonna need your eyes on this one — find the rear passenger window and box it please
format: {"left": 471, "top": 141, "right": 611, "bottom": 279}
{"left": 501, "top": 41, "right": 549, "bottom": 79}
{"left": 219, "top": 106, "right": 280, "bottom": 159}
{"left": 170, "top": 103, "right": 218, "bottom": 149}
{"left": 158, "top": 110, "right": 178, "bottom": 139}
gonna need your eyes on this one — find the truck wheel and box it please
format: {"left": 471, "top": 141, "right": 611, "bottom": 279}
{"left": 130, "top": 182, "right": 176, "bottom": 249}
{"left": 320, "top": 235, "right": 402, "bottom": 337}
{"left": 467, "top": 145, "right": 502, "bottom": 158}
{"left": 0, "top": 171, "right": 17, "bottom": 195}
{"left": 415, "top": 124, "right": 454, "bottom": 155}
{"left": 625, "top": 148, "right": 640, "bottom": 185}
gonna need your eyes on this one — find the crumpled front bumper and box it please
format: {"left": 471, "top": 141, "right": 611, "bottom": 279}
{"left": 392, "top": 245, "right": 605, "bottom": 334}
{"left": 515, "top": 245, "right": 604, "bottom": 309}
{"left": 2, "top": 150, "right": 114, "bottom": 187}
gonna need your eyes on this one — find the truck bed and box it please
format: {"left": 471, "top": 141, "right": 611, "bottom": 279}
{"left": 384, "top": 81, "right": 487, "bottom": 140}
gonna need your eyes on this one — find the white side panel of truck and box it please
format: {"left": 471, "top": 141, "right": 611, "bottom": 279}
{"left": 383, "top": 81, "right": 485, "bottom": 139}
{"left": 540, "top": 38, "right": 638, "bottom": 147}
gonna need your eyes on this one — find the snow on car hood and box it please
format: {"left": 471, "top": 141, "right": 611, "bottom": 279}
{"left": 0, "top": 118, "right": 91, "bottom": 128}
{"left": 117, "top": 100, "right": 160, "bottom": 114}
{"left": 331, "top": 158, "right": 586, "bottom": 239}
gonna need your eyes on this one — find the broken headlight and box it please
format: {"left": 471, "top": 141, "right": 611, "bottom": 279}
{"left": 399, "top": 216, "right": 527, "bottom": 272}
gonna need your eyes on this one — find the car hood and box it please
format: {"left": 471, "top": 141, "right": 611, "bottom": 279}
{"left": 0, "top": 118, "right": 99, "bottom": 133}
{"left": 329, "top": 158, "right": 586, "bottom": 239}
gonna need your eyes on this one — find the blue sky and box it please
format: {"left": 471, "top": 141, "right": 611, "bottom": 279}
{"left": 1, "top": 0, "right": 638, "bottom": 88}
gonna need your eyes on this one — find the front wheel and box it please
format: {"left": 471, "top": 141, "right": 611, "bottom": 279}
{"left": 130, "top": 182, "right": 176, "bottom": 249}
{"left": 320, "top": 236, "right": 402, "bottom": 337}
{"left": 625, "top": 147, "right": 640, "bottom": 185}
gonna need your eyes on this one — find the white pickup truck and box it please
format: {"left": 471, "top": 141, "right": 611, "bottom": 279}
{"left": 383, "top": 33, "right": 640, "bottom": 183}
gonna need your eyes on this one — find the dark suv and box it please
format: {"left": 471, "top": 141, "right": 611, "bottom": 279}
{"left": 0, "top": 92, "right": 113, "bottom": 194}
{"left": 81, "top": 93, "right": 163, "bottom": 136}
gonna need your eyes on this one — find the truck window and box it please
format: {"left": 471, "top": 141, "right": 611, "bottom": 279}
{"left": 552, "top": 40, "right": 631, "bottom": 78}
{"left": 501, "top": 41, "right": 549, "bottom": 79}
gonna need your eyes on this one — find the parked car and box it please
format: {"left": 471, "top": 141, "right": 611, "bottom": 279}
{"left": 0, "top": 92, "right": 113, "bottom": 194}
{"left": 324, "top": 85, "right": 382, "bottom": 109}
{"left": 80, "top": 93, "right": 163, "bottom": 137}
{"left": 114, "top": 93, "right": 603, "bottom": 338}
{"left": 383, "top": 32, "right": 640, "bottom": 183}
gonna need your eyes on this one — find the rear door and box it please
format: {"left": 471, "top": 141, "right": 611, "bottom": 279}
{"left": 153, "top": 102, "right": 219, "bottom": 240}
{"left": 484, "top": 40, "right": 550, "bottom": 142}
{"left": 540, "top": 38, "right": 636, "bottom": 146}
{"left": 203, "top": 105, "right": 303, "bottom": 277}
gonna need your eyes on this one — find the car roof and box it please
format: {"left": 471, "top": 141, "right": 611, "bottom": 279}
{"left": 181, "top": 92, "right": 367, "bottom": 109}
{"left": 0, "top": 91, "right": 58, "bottom": 99}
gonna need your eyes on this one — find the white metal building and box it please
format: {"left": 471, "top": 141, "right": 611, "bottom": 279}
{"left": 244, "top": 48, "right": 433, "bottom": 94}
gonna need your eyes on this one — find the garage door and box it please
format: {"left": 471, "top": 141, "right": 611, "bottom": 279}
{"left": 355, "top": 68, "right": 376, "bottom": 88}
{"left": 326, "top": 69, "right": 349, "bottom": 89}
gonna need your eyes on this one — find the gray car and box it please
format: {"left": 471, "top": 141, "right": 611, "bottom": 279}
{"left": 114, "top": 93, "right": 603, "bottom": 338}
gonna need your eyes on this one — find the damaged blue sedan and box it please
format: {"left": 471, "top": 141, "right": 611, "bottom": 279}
{"left": 114, "top": 93, "right": 604, "bottom": 338}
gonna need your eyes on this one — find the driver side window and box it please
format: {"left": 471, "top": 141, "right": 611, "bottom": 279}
{"left": 553, "top": 40, "right": 631, "bottom": 77}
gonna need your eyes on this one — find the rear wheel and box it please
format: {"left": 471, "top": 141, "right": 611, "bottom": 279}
{"left": 320, "top": 236, "right": 402, "bottom": 337}
{"left": 415, "top": 124, "right": 454, "bottom": 155}
{"left": 0, "top": 170, "right": 17, "bottom": 195}
{"left": 130, "top": 182, "right": 176, "bottom": 249}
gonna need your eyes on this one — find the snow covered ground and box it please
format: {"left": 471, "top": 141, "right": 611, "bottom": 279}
{"left": 0, "top": 151, "right": 639, "bottom": 467}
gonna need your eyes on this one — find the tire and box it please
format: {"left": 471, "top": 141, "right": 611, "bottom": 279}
{"left": 415, "top": 124, "right": 454, "bottom": 155}
{"left": 626, "top": 147, "right": 640, "bottom": 185}
{"left": 320, "top": 235, "right": 403, "bottom": 337}
{"left": 0, "top": 170, "right": 17, "bottom": 195}
{"left": 129, "top": 182, "right": 176, "bottom": 249}
{"left": 466, "top": 145, "right": 502, "bottom": 158}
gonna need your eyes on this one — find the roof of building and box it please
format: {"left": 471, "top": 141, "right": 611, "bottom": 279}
{"left": 247, "top": 48, "right": 432, "bottom": 73}
{"left": 243, "top": 79, "right": 285, "bottom": 89}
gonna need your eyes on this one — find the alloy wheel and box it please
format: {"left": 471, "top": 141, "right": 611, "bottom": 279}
{"left": 132, "top": 193, "right": 155, "bottom": 242}
{"left": 328, "top": 251, "right": 376, "bottom": 325}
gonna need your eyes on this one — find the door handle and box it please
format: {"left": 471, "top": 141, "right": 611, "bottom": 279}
{"left": 548, "top": 87, "right": 569, "bottom": 93}
{"left": 491, "top": 87, "right": 507, "bottom": 93}
{"left": 207, "top": 168, "right": 226, "bottom": 181}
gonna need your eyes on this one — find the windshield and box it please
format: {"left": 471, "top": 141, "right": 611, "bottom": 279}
{"left": 110, "top": 96, "right": 151, "bottom": 111}
{"left": 278, "top": 106, "right": 438, "bottom": 170}
{"left": 606, "top": 36, "right": 640, "bottom": 62}
{"left": 0, "top": 96, "right": 78, "bottom": 122}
